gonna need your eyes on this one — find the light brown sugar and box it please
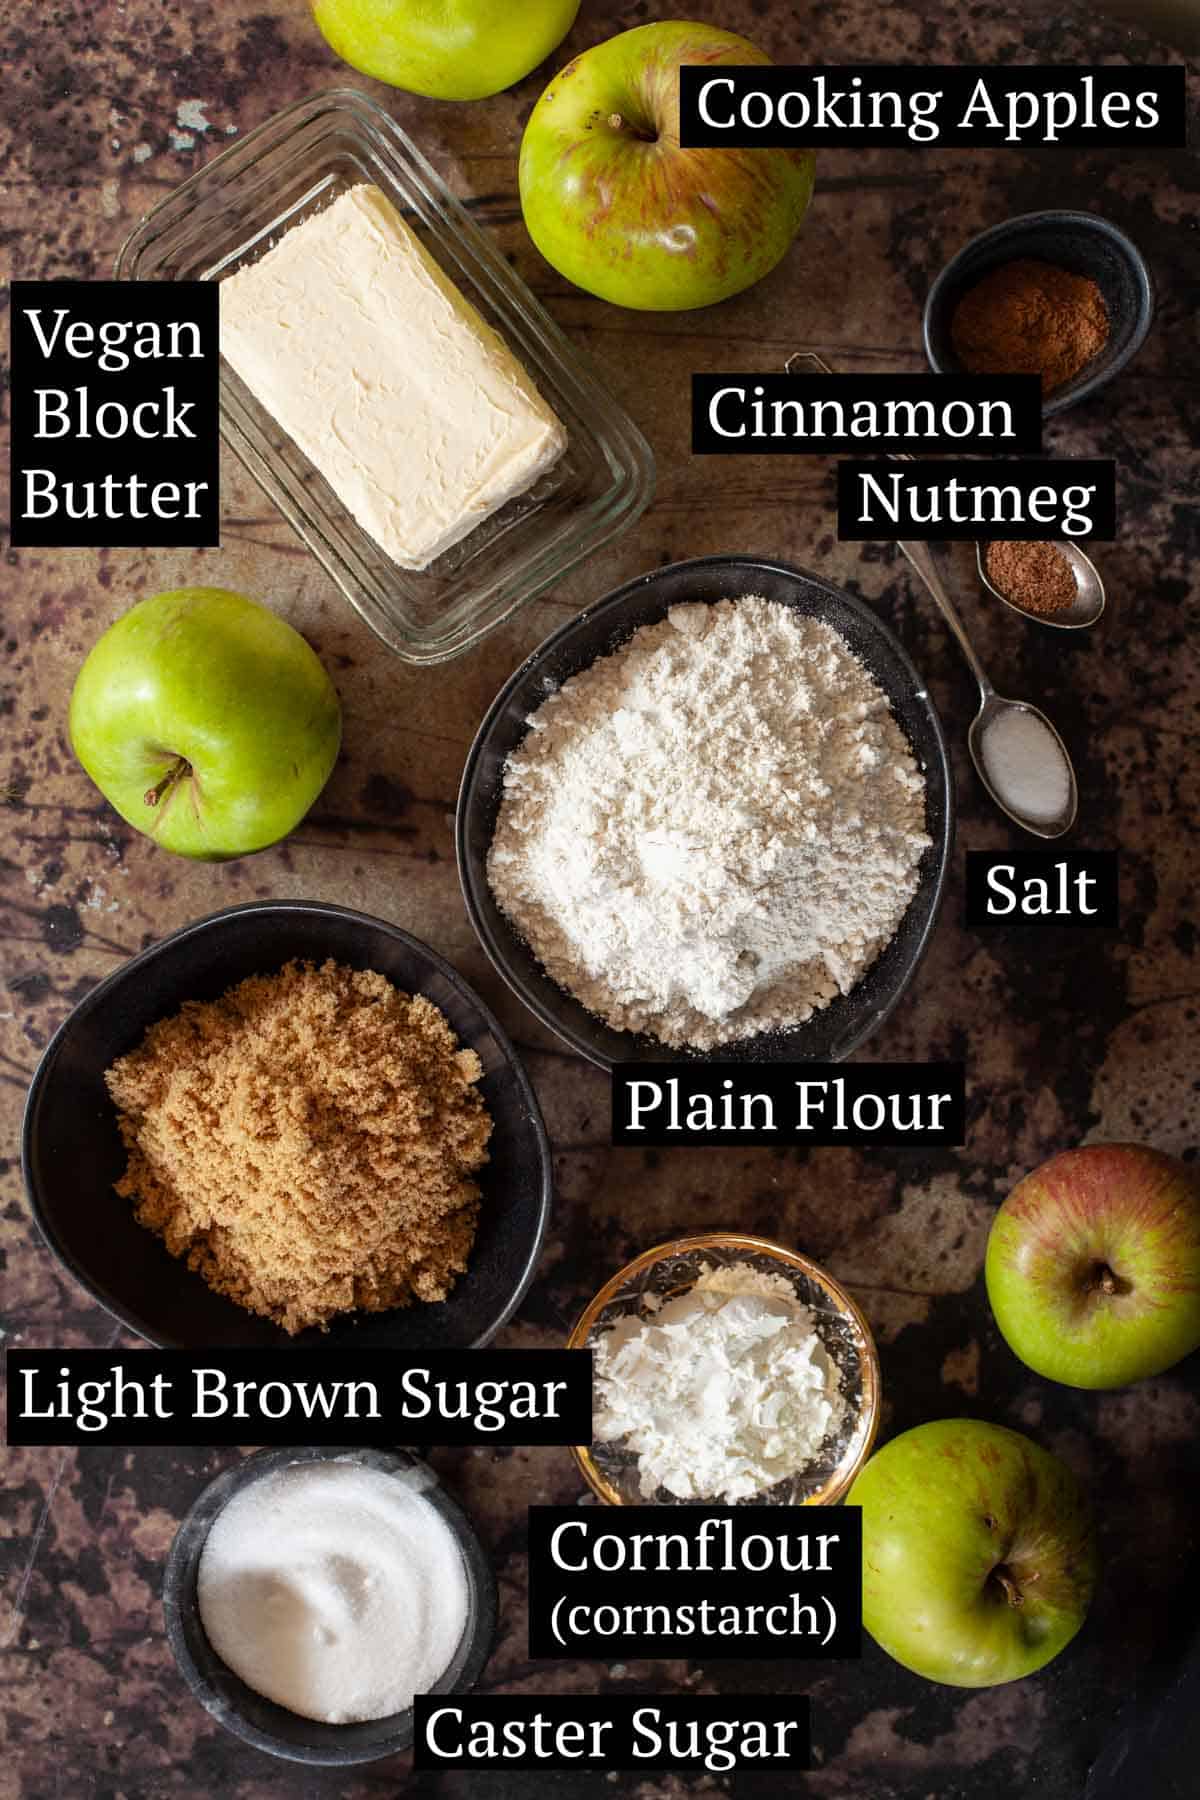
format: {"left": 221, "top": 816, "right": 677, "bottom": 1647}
{"left": 105, "top": 960, "right": 492, "bottom": 1333}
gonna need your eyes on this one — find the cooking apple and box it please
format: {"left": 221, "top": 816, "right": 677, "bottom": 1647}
{"left": 69, "top": 587, "right": 342, "bottom": 861}
{"left": 311, "top": 0, "right": 580, "bottom": 100}
{"left": 850, "top": 1419, "right": 1096, "bottom": 1688}
{"left": 985, "top": 1142, "right": 1200, "bottom": 1389}
{"left": 519, "top": 22, "right": 815, "bottom": 310}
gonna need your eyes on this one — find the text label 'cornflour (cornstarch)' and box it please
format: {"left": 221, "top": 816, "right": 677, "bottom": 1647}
{"left": 528, "top": 1508, "right": 861, "bottom": 1660}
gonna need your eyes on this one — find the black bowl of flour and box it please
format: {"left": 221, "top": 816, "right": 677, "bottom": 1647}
{"left": 457, "top": 554, "right": 952, "bottom": 1069}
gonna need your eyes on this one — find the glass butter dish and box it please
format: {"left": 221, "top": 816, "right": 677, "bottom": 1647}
{"left": 115, "top": 88, "right": 655, "bottom": 664}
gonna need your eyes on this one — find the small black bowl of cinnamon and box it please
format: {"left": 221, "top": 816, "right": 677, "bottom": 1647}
{"left": 923, "top": 210, "right": 1154, "bottom": 417}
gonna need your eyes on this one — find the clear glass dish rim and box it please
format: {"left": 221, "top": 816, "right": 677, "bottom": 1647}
{"left": 113, "top": 86, "right": 656, "bottom": 666}
{"left": 566, "top": 1230, "right": 882, "bottom": 1507}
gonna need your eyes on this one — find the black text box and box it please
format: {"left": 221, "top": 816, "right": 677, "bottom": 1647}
{"left": 693, "top": 373, "right": 1042, "bottom": 455}
{"left": 5, "top": 1349, "right": 591, "bottom": 1447}
{"left": 679, "top": 65, "right": 1187, "bottom": 149}
{"left": 528, "top": 1507, "right": 861, "bottom": 1661}
{"left": 413, "top": 1694, "right": 810, "bottom": 1772}
{"left": 966, "top": 851, "right": 1119, "bottom": 928}
{"left": 837, "top": 459, "right": 1116, "bottom": 541}
{"left": 612, "top": 1063, "right": 965, "bottom": 1147}
{"left": 10, "top": 279, "right": 219, "bottom": 548}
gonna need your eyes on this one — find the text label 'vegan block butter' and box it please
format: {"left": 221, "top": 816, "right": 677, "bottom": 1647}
{"left": 9, "top": 280, "right": 219, "bottom": 548}
{"left": 218, "top": 185, "right": 567, "bottom": 571}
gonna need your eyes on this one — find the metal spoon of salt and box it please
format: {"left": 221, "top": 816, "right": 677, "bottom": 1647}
{"left": 976, "top": 540, "right": 1106, "bottom": 631}
{"left": 784, "top": 350, "right": 1079, "bottom": 837}
{"left": 898, "top": 537, "right": 1078, "bottom": 838}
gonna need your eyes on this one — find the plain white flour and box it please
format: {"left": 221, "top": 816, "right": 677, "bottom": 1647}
{"left": 593, "top": 1265, "right": 845, "bottom": 1501}
{"left": 488, "top": 596, "right": 930, "bottom": 1048}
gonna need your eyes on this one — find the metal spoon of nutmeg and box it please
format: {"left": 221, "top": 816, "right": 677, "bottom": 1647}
{"left": 786, "top": 350, "right": 1080, "bottom": 836}
{"left": 784, "top": 352, "right": 1106, "bottom": 630}
{"left": 976, "top": 539, "right": 1106, "bottom": 631}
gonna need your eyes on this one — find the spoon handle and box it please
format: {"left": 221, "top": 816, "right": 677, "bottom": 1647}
{"left": 785, "top": 353, "right": 997, "bottom": 698}
{"left": 895, "top": 538, "right": 995, "bottom": 702}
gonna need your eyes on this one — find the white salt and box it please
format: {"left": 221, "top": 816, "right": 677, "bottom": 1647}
{"left": 197, "top": 1460, "right": 468, "bottom": 1724}
{"left": 980, "top": 708, "right": 1071, "bottom": 823}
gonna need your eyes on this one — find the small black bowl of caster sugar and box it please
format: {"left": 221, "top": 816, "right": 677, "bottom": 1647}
{"left": 163, "top": 1447, "right": 496, "bottom": 1765}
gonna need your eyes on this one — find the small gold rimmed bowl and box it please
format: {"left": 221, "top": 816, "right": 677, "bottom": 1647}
{"left": 566, "top": 1232, "right": 880, "bottom": 1507}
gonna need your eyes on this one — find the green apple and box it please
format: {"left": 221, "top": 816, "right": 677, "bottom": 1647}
{"left": 850, "top": 1419, "right": 1095, "bottom": 1688}
{"left": 985, "top": 1142, "right": 1200, "bottom": 1389}
{"left": 519, "top": 22, "right": 815, "bottom": 310}
{"left": 68, "top": 588, "right": 341, "bottom": 861}
{"left": 311, "top": 0, "right": 580, "bottom": 101}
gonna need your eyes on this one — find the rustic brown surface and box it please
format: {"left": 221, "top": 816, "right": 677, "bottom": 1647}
{"left": 2, "top": 1, "right": 1199, "bottom": 1795}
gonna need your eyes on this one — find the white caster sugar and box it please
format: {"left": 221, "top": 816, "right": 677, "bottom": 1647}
{"left": 488, "top": 596, "right": 930, "bottom": 1049}
{"left": 196, "top": 1461, "right": 468, "bottom": 1724}
{"left": 593, "top": 1266, "right": 845, "bottom": 1501}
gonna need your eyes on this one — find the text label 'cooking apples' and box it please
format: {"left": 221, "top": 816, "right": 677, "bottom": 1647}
{"left": 678, "top": 66, "right": 1187, "bottom": 148}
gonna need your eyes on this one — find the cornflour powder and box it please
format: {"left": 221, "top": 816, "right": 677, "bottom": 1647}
{"left": 593, "top": 1265, "right": 845, "bottom": 1502}
{"left": 488, "top": 597, "right": 929, "bottom": 1049}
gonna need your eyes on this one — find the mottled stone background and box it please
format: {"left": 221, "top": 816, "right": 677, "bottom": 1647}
{"left": 2, "top": 1, "right": 1198, "bottom": 1795}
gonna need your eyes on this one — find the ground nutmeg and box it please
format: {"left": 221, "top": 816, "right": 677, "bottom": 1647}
{"left": 951, "top": 257, "right": 1109, "bottom": 393}
{"left": 984, "top": 540, "right": 1078, "bottom": 616}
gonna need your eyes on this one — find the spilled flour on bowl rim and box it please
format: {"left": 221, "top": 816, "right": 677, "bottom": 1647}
{"left": 487, "top": 595, "right": 930, "bottom": 1048}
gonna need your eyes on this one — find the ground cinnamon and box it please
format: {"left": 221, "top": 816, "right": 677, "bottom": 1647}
{"left": 984, "top": 540, "right": 1077, "bottom": 615}
{"left": 951, "top": 258, "right": 1109, "bottom": 393}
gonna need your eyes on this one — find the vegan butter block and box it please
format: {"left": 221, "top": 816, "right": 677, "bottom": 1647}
{"left": 219, "top": 184, "right": 567, "bottom": 571}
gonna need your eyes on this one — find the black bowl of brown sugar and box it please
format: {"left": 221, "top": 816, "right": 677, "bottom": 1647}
{"left": 923, "top": 210, "right": 1154, "bottom": 417}
{"left": 22, "top": 901, "right": 551, "bottom": 1350}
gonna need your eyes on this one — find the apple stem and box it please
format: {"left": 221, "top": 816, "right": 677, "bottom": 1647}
{"left": 995, "top": 1567, "right": 1023, "bottom": 1609}
{"left": 144, "top": 756, "right": 190, "bottom": 809}
{"left": 607, "top": 111, "right": 657, "bottom": 143}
